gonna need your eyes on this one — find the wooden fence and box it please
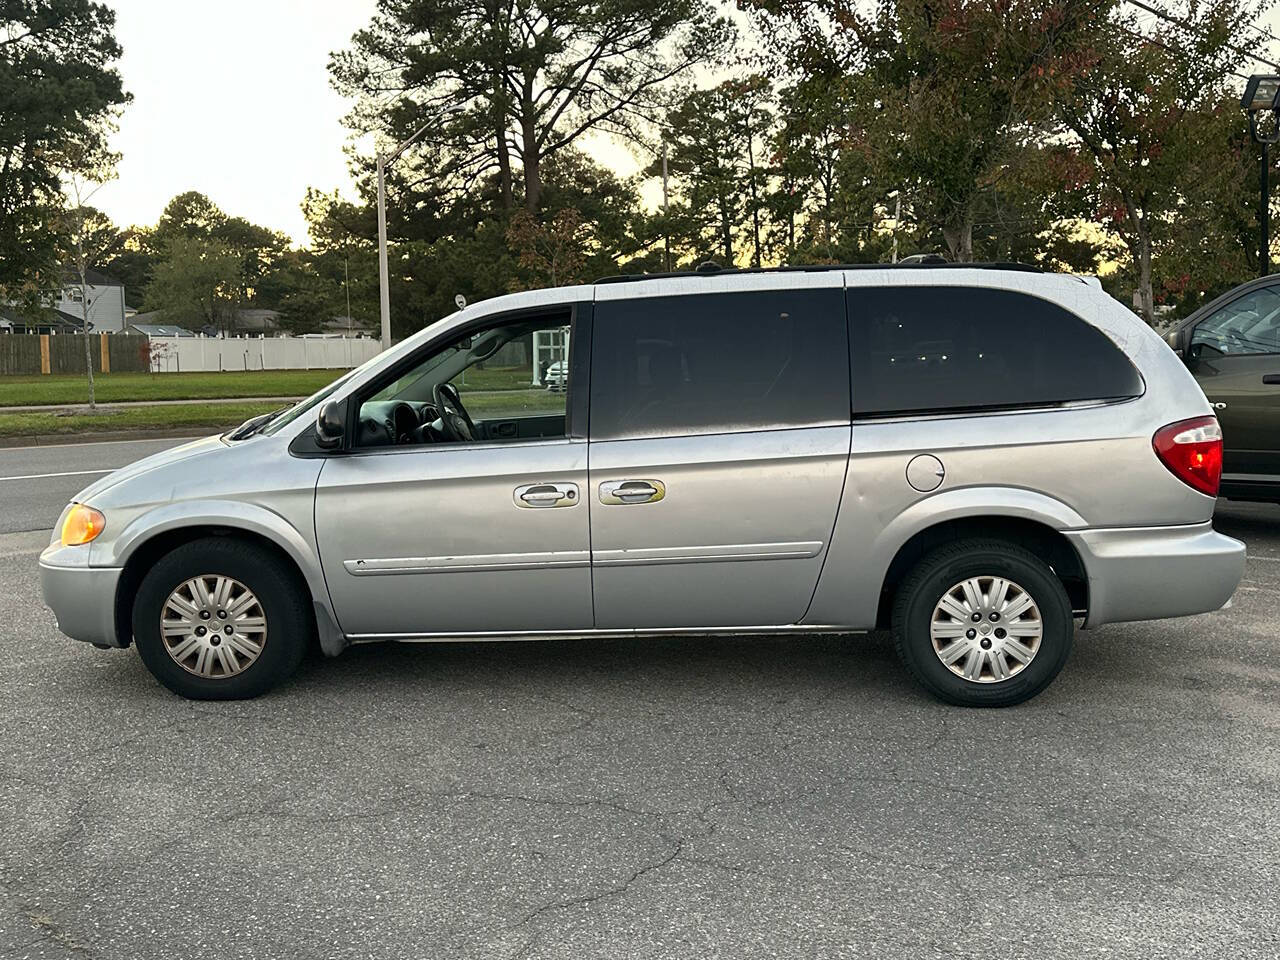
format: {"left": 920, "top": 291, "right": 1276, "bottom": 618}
{"left": 0, "top": 334, "right": 149, "bottom": 375}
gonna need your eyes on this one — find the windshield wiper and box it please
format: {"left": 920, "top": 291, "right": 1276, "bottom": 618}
{"left": 226, "top": 404, "right": 294, "bottom": 440}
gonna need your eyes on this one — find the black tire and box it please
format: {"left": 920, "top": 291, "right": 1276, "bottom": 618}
{"left": 132, "top": 537, "right": 311, "bottom": 700}
{"left": 891, "top": 539, "right": 1073, "bottom": 707}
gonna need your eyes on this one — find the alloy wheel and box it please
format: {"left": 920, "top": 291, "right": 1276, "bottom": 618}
{"left": 160, "top": 575, "right": 268, "bottom": 678}
{"left": 929, "top": 576, "right": 1042, "bottom": 684}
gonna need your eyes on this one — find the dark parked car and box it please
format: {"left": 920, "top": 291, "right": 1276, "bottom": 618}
{"left": 1166, "top": 275, "right": 1280, "bottom": 503}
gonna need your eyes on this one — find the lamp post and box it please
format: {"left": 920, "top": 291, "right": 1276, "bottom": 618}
{"left": 376, "top": 106, "right": 465, "bottom": 350}
{"left": 1242, "top": 74, "right": 1280, "bottom": 277}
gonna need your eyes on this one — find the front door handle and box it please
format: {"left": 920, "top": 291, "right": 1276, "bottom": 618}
{"left": 514, "top": 482, "right": 578, "bottom": 508}
{"left": 599, "top": 479, "right": 666, "bottom": 505}
{"left": 1263, "top": 374, "right": 1280, "bottom": 385}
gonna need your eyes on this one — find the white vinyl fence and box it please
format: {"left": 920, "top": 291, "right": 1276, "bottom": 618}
{"left": 146, "top": 335, "right": 381, "bottom": 373}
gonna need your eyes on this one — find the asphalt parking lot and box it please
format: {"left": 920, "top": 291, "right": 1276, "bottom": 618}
{"left": 1, "top": 439, "right": 1278, "bottom": 959}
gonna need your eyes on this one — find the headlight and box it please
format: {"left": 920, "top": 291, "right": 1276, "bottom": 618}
{"left": 61, "top": 504, "right": 106, "bottom": 546}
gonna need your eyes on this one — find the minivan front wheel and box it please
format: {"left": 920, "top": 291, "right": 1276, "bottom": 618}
{"left": 892, "top": 540, "right": 1073, "bottom": 707}
{"left": 132, "top": 537, "right": 310, "bottom": 700}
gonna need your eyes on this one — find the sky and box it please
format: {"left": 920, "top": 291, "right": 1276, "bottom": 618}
{"left": 92, "top": 1, "right": 1280, "bottom": 248}
{"left": 92, "top": 0, "right": 644, "bottom": 246}
{"left": 92, "top": 0, "right": 378, "bottom": 245}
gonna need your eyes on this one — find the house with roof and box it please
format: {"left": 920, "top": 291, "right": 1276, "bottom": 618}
{"left": 55, "top": 270, "right": 128, "bottom": 332}
{"left": 0, "top": 306, "right": 83, "bottom": 335}
{"left": 1, "top": 269, "right": 129, "bottom": 334}
{"left": 126, "top": 321, "right": 197, "bottom": 338}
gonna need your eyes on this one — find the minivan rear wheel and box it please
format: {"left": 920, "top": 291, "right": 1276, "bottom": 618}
{"left": 891, "top": 539, "right": 1073, "bottom": 707}
{"left": 132, "top": 537, "right": 310, "bottom": 700}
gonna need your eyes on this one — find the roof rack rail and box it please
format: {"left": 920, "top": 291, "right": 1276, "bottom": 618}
{"left": 595, "top": 260, "right": 1043, "bottom": 284}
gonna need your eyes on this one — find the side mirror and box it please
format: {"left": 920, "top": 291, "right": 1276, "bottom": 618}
{"left": 1164, "top": 328, "right": 1184, "bottom": 357}
{"left": 316, "top": 400, "right": 345, "bottom": 449}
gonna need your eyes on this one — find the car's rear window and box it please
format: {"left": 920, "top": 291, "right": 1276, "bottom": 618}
{"left": 590, "top": 288, "right": 850, "bottom": 440}
{"left": 849, "top": 286, "right": 1143, "bottom": 417}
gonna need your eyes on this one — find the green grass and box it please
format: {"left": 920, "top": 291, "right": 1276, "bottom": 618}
{"left": 0, "top": 402, "right": 282, "bottom": 438}
{"left": 0, "top": 366, "right": 565, "bottom": 438}
{"left": 460, "top": 389, "right": 566, "bottom": 416}
{"left": 0, "top": 369, "right": 346, "bottom": 407}
{"left": 0, "top": 390, "right": 564, "bottom": 439}
{"left": 454, "top": 364, "right": 539, "bottom": 391}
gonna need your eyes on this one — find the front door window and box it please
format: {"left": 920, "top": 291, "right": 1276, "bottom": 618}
{"left": 354, "top": 314, "right": 570, "bottom": 447}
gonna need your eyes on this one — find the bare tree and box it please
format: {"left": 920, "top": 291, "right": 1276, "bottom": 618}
{"left": 61, "top": 175, "right": 126, "bottom": 409}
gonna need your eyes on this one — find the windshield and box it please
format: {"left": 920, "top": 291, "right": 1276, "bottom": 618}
{"left": 258, "top": 354, "right": 380, "bottom": 437}
{"left": 368, "top": 343, "right": 463, "bottom": 403}
{"left": 255, "top": 312, "right": 469, "bottom": 437}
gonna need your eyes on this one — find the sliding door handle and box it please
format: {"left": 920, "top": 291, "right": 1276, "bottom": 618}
{"left": 1262, "top": 374, "right": 1280, "bottom": 385}
{"left": 599, "top": 479, "right": 666, "bottom": 505}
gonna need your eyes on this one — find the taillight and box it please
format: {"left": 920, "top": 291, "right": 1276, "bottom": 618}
{"left": 1152, "top": 416, "right": 1223, "bottom": 497}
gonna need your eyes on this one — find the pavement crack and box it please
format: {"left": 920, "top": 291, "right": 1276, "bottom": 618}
{"left": 0, "top": 879, "right": 98, "bottom": 959}
{"left": 514, "top": 834, "right": 686, "bottom": 929}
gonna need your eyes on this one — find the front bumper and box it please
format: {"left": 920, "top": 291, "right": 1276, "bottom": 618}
{"left": 39, "top": 544, "right": 124, "bottom": 648}
{"left": 1065, "top": 522, "right": 1246, "bottom": 628}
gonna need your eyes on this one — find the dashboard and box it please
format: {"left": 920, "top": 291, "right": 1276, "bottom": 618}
{"left": 356, "top": 400, "right": 442, "bottom": 447}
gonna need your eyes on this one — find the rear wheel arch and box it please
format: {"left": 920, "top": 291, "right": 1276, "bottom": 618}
{"left": 874, "top": 516, "right": 1088, "bottom": 629}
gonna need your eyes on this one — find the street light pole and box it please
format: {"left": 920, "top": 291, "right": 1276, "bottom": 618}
{"left": 1262, "top": 141, "right": 1271, "bottom": 277}
{"left": 1242, "top": 74, "right": 1280, "bottom": 278}
{"left": 376, "top": 155, "right": 392, "bottom": 349}
{"left": 661, "top": 139, "right": 670, "bottom": 272}
{"left": 375, "top": 106, "right": 466, "bottom": 350}
{"left": 889, "top": 191, "right": 901, "bottom": 264}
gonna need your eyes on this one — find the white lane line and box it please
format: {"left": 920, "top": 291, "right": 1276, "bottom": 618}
{"left": 0, "top": 435, "right": 198, "bottom": 452}
{"left": 1247, "top": 553, "right": 1280, "bottom": 562}
{"left": 0, "top": 469, "right": 116, "bottom": 482}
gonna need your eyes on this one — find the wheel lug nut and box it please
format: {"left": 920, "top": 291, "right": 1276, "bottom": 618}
{"left": 217, "top": 610, "right": 227, "bottom": 619}
{"left": 199, "top": 610, "right": 210, "bottom": 620}
{"left": 224, "top": 625, "right": 234, "bottom": 635}
{"left": 970, "top": 612, "right": 982, "bottom": 622}
{"left": 995, "top": 628, "right": 1007, "bottom": 639}
{"left": 211, "top": 637, "right": 221, "bottom": 646}
{"left": 194, "top": 626, "right": 206, "bottom": 637}
{"left": 989, "top": 612, "right": 1000, "bottom": 622}
{"left": 965, "top": 628, "right": 977, "bottom": 640}
{"left": 980, "top": 638, "right": 993, "bottom": 650}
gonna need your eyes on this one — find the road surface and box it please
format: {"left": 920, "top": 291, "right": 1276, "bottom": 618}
{"left": 1, "top": 436, "right": 1277, "bottom": 959}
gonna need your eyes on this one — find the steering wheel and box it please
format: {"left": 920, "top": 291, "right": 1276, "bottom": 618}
{"left": 433, "top": 382, "right": 478, "bottom": 442}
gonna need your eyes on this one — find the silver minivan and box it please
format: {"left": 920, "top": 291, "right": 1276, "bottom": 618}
{"left": 40, "top": 265, "right": 1246, "bottom": 706}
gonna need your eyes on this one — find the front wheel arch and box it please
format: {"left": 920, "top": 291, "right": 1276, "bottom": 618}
{"left": 114, "top": 525, "right": 317, "bottom": 651}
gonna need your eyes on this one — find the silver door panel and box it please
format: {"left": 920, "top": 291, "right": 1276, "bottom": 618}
{"left": 315, "top": 439, "right": 592, "bottom": 635}
{"left": 589, "top": 426, "right": 850, "bottom": 628}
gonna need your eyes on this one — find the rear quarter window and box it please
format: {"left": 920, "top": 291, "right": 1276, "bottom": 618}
{"left": 849, "top": 286, "right": 1143, "bottom": 417}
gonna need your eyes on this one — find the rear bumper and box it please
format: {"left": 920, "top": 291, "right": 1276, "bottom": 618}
{"left": 39, "top": 545, "right": 123, "bottom": 648}
{"left": 1065, "top": 522, "right": 1245, "bottom": 628}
